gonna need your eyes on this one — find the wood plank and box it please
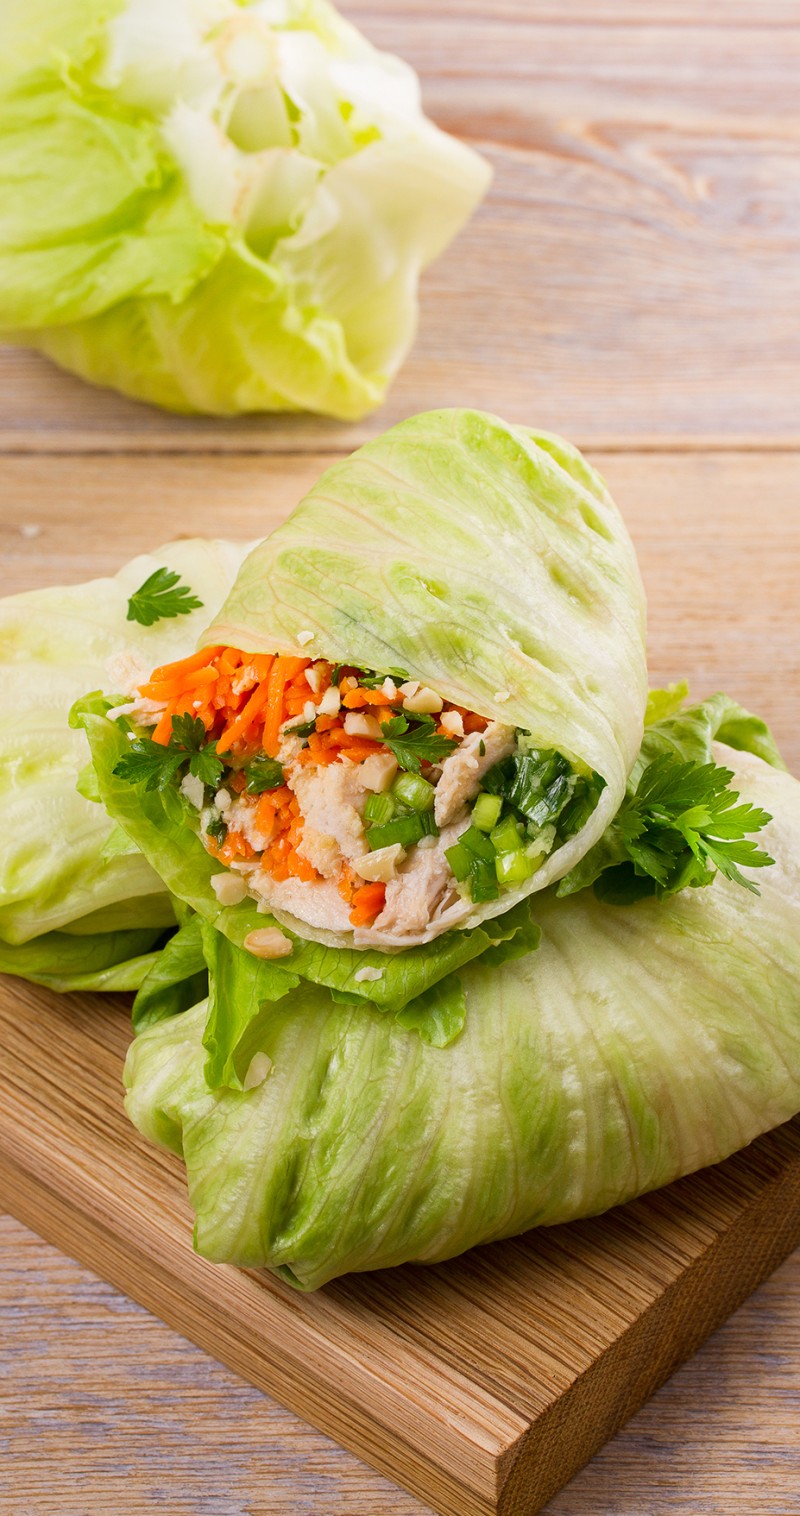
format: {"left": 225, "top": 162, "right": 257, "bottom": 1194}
{"left": 1, "top": 9, "right": 798, "bottom": 450}
{"left": 5, "top": 448, "right": 800, "bottom": 773}
{"left": 2, "top": 981, "right": 800, "bottom": 1516}
{"left": 4, "top": 1213, "right": 799, "bottom": 1516}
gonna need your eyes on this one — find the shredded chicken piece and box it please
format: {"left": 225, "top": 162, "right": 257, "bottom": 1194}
{"left": 434, "top": 721, "right": 516, "bottom": 827}
{"left": 248, "top": 871, "right": 354, "bottom": 933}
{"left": 373, "top": 831, "right": 462, "bottom": 937}
{"left": 289, "top": 760, "right": 369, "bottom": 878}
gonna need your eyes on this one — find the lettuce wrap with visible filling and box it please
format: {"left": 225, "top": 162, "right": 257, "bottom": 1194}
{"left": 124, "top": 736, "right": 800, "bottom": 1289}
{"left": 83, "top": 409, "right": 648, "bottom": 1012}
{"left": 0, "top": 537, "right": 248, "bottom": 988}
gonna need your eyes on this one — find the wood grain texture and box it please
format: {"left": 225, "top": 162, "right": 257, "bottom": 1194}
{"left": 3, "top": 1212, "right": 799, "bottom": 1516}
{"left": 1, "top": 3, "right": 799, "bottom": 451}
{"left": 2, "top": 981, "right": 800, "bottom": 1516}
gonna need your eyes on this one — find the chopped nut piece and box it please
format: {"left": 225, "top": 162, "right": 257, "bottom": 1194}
{"left": 210, "top": 871, "right": 248, "bottom": 905}
{"left": 399, "top": 679, "right": 420, "bottom": 697}
{"left": 403, "top": 686, "right": 443, "bottom": 715}
{"left": 494, "top": 690, "right": 510, "bottom": 703}
{"left": 440, "top": 709, "right": 464, "bottom": 738}
{"left": 244, "top": 927, "right": 294, "bottom": 958}
{"left": 353, "top": 843, "right": 406, "bottom": 882}
{"left": 359, "top": 752, "right": 398, "bottom": 791}
{"left": 319, "top": 685, "right": 341, "bottom": 715}
{"left": 243, "top": 1051, "right": 272, "bottom": 1090}
{"left": 354, "top": 966, "right": 384, "bottom": 983}
{"left": 296, "top": 630, "right": 315, "bottom": 646}
{"left": 344, "top": 710, "right": 383, "bottom": 740}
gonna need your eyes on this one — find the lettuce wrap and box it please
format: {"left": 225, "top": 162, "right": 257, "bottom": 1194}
{"left": 124, "top": 737, "right": 800, "bottom": 1289}
{"left": 0, "top": 537, "right": 248, "bottom": 988}
{"left": 0, "top": 0, "right": 489, "bottom": 419}
{"left": 84, "top": 409, "right": 648, "bottom": 1011}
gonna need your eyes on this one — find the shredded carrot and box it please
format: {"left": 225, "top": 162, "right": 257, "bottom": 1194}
{"left": 263, "top": 655, "right": 305, "bottom": 757}
{"left": 219, "top": 830, "right": 255, "bottom": 865}
{"left": 149, "top": 646, "right": 223, "bottom": 684}
{"left": 216, "top": 673, "right": 273, "bottom": 754}
{"left": 342, "top": 687, "right": 392, "bottom": 709}
{"left": 349, "top": 881, "right": 386, "bottom": 926}
{"left": 152, "top": 702, "right": 178, "bottom": 745}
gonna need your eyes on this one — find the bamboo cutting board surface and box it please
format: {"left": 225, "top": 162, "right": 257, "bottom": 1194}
{"left": 3, "top": 452, "right": 800, "bottom": 1516}
{"left": 3, "top": 1, "right": 800, "bottom": 1510}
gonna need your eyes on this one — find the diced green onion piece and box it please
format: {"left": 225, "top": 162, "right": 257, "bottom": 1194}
{"left": 444, "top": 841, "right": 473, "bottom": 881}
{"left": 392, "top": 771, "right": 436, "bottom": 812}
{"left": 367, "top": 811, "right": 438, "bottom": 851}
{"left": 490, "top": 813, "right": 524, "bottom": 854}
{"left": 364, "top": 791, "right": 397, "bottom": 826}
{"left": 243, "top": 756, "right": 284, "bottom": 794}
{"left": 495, "top": 849, "right": 539, "bottom": 885}
{"left": 470, "top": 857, "right": 500, "bottom": 901}
{"left": 459, "top": 825, "right": 496, "bottom": 862}
{"left": 471, "top": 792, "right": 503, "bottom": 832}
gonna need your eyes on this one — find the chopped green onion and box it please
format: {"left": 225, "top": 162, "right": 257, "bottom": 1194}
{"left": 444, "top": 841, "right": 473, "bottom": 881}
{"left": 367, "top": 812, "right": 439, "bottom": 851}
{"left": 364, "top": 791, "right": 397, "bottom": 826}
{"left": 459, "top": 825, "right": 496, "bottom": 862}
{"left": 243, "top": 756, "right": 284, "bottom": 794}
{"left": 490, "top": 813, "right": 524, "bottom": 854}
{"left": 527, "top": 773, "right": 571, "bottom": 828}
{"left": 470, "top": 857, "right": 499, "bottom": 901}
{"left": 495, "top": 849, "right": 539, "bottom": 885}
{"left": 391, "top": 771, "right": 436, "bottom": 812}
{"left": 471, "top": 792, "right": 503, "bottom": 832}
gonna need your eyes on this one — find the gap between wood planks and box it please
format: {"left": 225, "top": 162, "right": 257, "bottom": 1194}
{"left": 2, "top": 439, "right": 800, "bottom": 458}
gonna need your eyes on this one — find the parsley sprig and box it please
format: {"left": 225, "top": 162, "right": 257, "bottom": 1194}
{"left": 114, "top": 713, "right": 223, "bottom": 793}
{"left": 126, "top": 567, "right": 203, "bottom": 627}
{"left": 595, "top": 754, "right": 774, "bottom": 905}
{"left": 380, "top": 712, "right": 458, "bottom": 774}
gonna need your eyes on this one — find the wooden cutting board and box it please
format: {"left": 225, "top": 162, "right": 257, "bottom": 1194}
{"left": 2, "top": 981, "right": 800, "bottom": 1516}
{"left": 2, "top": 448, "right": 800, "bottom": 1515}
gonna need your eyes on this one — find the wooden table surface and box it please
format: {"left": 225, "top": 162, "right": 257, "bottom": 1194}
{"left": 2, "top": 2, "right": 800, "bottom": 1512}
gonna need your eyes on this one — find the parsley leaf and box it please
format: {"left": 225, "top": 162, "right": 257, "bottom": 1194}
{"left": 126, "top": 567, "right": 203, "bottom": 627}
{"left": 114, "top": 713, "right": 223, "bottom": 793}
{"left": 243, "top": 756, "right": 284, "bottom": 794}
{"left": 598, "top": 754, "right": 774, "bottom": 902}
{"left": 380, "top": 712, "right": 458, "bottom": 774}
{"left": 113, "top": 738, "right": 185, "bottom": 793}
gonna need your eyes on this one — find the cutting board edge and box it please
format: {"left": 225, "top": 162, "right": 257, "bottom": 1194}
{"left": 495, "top": 1126, "right": 800, "bottom": 1514}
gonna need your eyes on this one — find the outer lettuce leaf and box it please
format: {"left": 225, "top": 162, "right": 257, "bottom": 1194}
{"left": 202, "top": 408, "right": 647, "bottom": 931}
{"left": 125, "top": 745, "right": 800, "bottom": 1289}
{"left": 0, "top": 0, "right": 489, "bottom": 420}
{"left": 77, "top": 699, "right": 541, "bottom": 1010}
{"left": 558, "top": 688, "right": 786, "bottom": 898}
{"left": 0, "top": 537, "right": 248, "bottom": 962}
{"left": 132, "top": 913, "right": 208, "bottom": 1032}
{"left": 0, "top": 925, "right": 165, "bottom": 991}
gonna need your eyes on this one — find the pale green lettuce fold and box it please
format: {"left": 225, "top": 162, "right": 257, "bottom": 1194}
{"left": 0, "top": 0, "right": 489, "bottom": 419}
{"left": 124, "top": 743, "right": 800, "bottom": 1289}
{"left": 203, "top": 408, "right": 648, "bottom": 925}
{"left": 0, "top": 537, "right": 247, "bottom": 987}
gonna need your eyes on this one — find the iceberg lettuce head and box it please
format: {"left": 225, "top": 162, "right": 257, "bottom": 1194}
{"left": 0, "top": 0, "right": 490, "bottom": 419}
